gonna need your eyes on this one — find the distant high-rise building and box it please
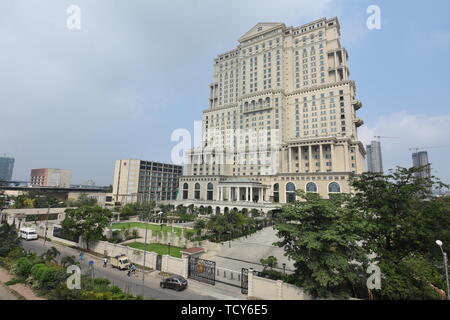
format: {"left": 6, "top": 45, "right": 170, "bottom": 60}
{"left": 112, "top": 160, "right": 183, "bottom": 205}
{"left": 366, "top": 141, "right": 383, "bottom": 173}
{"left": 30, "top": 168, "right": 72, "bottom": 188}
{"left": 0, "top": 156, "right": 14, "bottom": 181}
{"left": 412, "top": 151, "right": 431, "bottom": 179}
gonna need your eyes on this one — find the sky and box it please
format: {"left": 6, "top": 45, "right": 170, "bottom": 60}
{"left": 0, "top": 0, "right": 449, "bottom": 186}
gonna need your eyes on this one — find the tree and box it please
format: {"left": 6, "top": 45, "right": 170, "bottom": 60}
{"left": 41, "top": 247, "right": 61, "bottom": 264}
{"left": 274, "top": 191, "right": 369, "bottom": 299}
{"left": 67, "top": 193, "right": 97, "bottom": 207}
{"left": 61, "top": 206, "right": 113, "bottom": 250}
{"left": 61, "top": 255, "right": 78, "bottom": 268}
{"left": 194, "top": 219, "right": 206, "bottom": 236}
{"left": 0, "top": 223, "right": 22, "bottom": 257}
{"left": 260, "top": 256, "right": 278, "bottom": 270}
{"left": 350, "top": 167, "right": 450, "bottom": 300}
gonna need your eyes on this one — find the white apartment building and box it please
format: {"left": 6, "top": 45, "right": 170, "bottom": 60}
{"left": 177, "top": 18, "right": 366, "bottom": 214}
{"left": 112, "top": 159, "right": 182, "bottom": 205}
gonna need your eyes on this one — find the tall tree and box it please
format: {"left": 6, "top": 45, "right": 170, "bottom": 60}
{"left": 61, "top": 206, "right": 112, "bottom": 250}
{"left": 351, "top": 167, "right": 450, "bottom": 299}
{"left": 0, "top": 223, "right": 22, "bottom": 256}
{"left": 274, "top": 191, "right": 369, "bottom": 299}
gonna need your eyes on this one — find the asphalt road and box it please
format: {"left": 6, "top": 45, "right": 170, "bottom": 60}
{"left": 21, "top": 239, "right": 217, "bottom": 300}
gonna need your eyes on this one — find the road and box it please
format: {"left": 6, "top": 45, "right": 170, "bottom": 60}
{"left": 22, "top": 239, "right": 217, "bottom": 300}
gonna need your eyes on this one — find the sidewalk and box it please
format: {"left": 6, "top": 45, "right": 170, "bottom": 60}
{"left": 0, "top": 267, "right": 45, "bottom": 300}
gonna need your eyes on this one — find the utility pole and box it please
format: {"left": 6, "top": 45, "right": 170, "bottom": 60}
{"left": 141, "top": 214, "right": 148, "bottom": 298}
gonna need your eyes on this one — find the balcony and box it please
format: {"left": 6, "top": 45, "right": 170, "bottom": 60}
{"left": 353, "top": 118, "right": 364, "bottom": 127}
{"left": 352, "top": 100, "right": 362, "bottom": 110}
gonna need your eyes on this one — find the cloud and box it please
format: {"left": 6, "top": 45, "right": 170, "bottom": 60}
{"left": 359, "top": 113, "right": 450, "bottom": 183}
{"left": 0, "top": 0, "right": 344, "bottom": 184}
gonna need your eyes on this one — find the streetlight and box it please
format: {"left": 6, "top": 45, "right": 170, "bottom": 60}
{"left": 282, "top": 263, "right": 286, "bottom": 276}
{"left": 42, "top": 199, "right": 64, "bottom": 246}
{"left": 226, "top": 231, "right": 231, "bottom": 248}
{"left": 141, "top": 210, "right": 149, "bottom": 297}
{"left": 436, "top": 240, "right": 450, "bottom": 300}
{"left": 168, "top": 242, "right": 171, "bottom": 256}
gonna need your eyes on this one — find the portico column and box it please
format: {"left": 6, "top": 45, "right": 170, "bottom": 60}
{"left": 229, "top": 187, "right": 232, "bottom": 202}
{"left": 298, "top": 146, "right": 302, "bottom": 173}
{"left": 250, "top": 187, "right": 253, "bottom": 202}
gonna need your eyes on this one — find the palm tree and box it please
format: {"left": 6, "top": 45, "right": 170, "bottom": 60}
{"left": 41, "top": 246, "right": 60, "bottom": 263}
{"left": 61, "top": 255, "right": 78, "bottom": 267}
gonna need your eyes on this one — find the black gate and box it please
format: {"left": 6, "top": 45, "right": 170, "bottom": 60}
{"left": 241, "top": 268, "right": 248, "bottom": 294}
{"left": 156, "top": 254, "right": 162, "bottom": 271}
{"left": 188, "top": 257, "right": 216, "bottom": 285}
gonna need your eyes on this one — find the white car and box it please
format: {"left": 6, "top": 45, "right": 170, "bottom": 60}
{"left": 20, "top": 227, "right": 38, "bottom": 240}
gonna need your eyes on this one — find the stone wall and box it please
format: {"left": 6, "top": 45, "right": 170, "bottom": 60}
{"left": 248, "top": 271, "right": 311, "bottom": 300}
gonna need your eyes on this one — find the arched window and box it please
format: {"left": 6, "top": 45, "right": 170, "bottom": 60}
{"left": 328, "top": 182, "right": 341, "bottom": 193}
{"left": 306, "top": 182, "right": 317, "bottom": 193}
{"left": 286, "top": 182, "right": 296, "bottom": 203}
{"left": 273, "top": 183, "right": 279, "bottom": 203}
{"left": 194, "top": 183, "right": 201, "bottom": 200}
{"left": 207, "top": 182, "right": 214, "bottom": 201}
{"left": 182, "top": 183, "right": 189, "bottom": 200}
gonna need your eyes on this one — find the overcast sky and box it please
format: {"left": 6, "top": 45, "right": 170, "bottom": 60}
{"left": 1, "top": 0, "right": 449, "bottom": 186}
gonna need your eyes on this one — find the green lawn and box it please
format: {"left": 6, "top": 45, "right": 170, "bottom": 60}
{"left": 126, "top": 242, "right": 184, "bottom": 258}
{"left": 111, "top": 222, "right": 183, "bottom": 236}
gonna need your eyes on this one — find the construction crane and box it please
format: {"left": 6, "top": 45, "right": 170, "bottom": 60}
{"left": 409, "top": 145, "right": 448, "bottom": 152}
{"left": 373, "top": 136, "right": 399, "bottom": 141}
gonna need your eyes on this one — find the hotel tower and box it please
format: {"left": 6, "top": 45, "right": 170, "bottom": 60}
{"left": 177, "top": 18, "right": 365, "bottom": 214}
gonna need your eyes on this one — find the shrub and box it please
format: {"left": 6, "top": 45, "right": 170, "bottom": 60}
{"left": 15, "top": 257, "right": 34, "bottom": 277}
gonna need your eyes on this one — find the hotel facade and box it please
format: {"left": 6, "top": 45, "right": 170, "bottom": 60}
{"left": 177, "top": 18, "right": 366, "bottom": 213}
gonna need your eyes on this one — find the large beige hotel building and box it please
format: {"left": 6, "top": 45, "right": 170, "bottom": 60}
{"left": 177, "top": 18, "right": 365, "bottom": 213}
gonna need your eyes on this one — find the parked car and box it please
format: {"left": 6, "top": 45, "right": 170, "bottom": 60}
{"left": 110, "top": 254, "right": 130, "bottom": 270}
{"left": 160, "top": 275, "right": 188, "bottom": 291}
{"left": 19, "top": 227, "right": 38, "bottom": 241}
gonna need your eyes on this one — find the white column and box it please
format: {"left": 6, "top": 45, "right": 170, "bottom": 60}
{"left": 297, "top": 147, "right": 302, "bottom": 173}
{"left": 344, "top": 142, "right": 349, "bottom": 171}
{"left": 229, "top": 187, "right": 232, "bottom": 202}
{"left": 319, "top": 144, "right": 324, "bottom": 172}
{"left": 288, "top": 147, "right": 292, "bottom": 173}
{"left": 250, "top": 187, "right": 253, "bottom": 202}
{"left": 308, "top": 145, "right": 313, "bottom": 172}
{"left": 331, "top": 144, "right": 335, "bottom": 172}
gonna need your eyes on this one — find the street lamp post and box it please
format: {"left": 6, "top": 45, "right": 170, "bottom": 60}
{"left": 168, "top": 242, "right": 171, "bottom": 256}
{"left": 282, "top": 263, "right": 286, "bottom": 276}
{"left": 141, "top": 211, "right": 149, "bottom": 297}
{"left": 43, "top": 200, "right": 64, "bottom": 246}
{"left": 436, "top": 240, "right": 450, "bottom": 300}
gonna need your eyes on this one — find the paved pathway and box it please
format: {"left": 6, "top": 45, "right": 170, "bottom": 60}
{"left": 0, "top": 267, "right": 45, "bottom": 300}
{"left": 0, "top": 283, "right": 17, "bottom": 300}
{"left": 204, "top": 227, "right": 295, "bottom": 273}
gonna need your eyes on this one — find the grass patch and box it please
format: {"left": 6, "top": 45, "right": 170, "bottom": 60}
{"left": 111, "top": 222, "right": 183, "bottom": 236}
{"left": 126, "top": 242, "right": 184, "bottom": 258}
{"left": 5, "top": 278, "right": 24, "bottom": 286}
